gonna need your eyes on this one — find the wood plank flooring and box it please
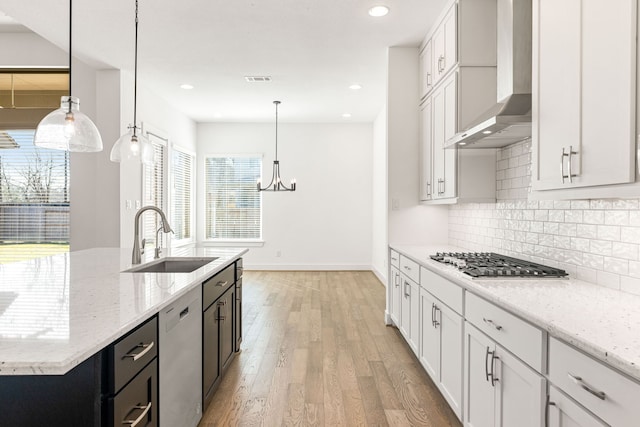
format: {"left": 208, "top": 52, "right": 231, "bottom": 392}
{"left": 199, "top": 271, "right": 461, "bottom": 427}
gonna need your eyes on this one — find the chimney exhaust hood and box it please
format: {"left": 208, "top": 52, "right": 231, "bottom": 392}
{"left": 446, "top": 0, "right": 532, "bottom": 149}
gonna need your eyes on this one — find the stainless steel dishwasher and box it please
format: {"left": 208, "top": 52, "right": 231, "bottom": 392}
{"left": 159, "top": 286, "right": 202, "bottom": 427}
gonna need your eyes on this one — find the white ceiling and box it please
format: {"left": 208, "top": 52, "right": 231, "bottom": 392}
{"left": 0, "top": 0, "right": 446, "bottom": 123}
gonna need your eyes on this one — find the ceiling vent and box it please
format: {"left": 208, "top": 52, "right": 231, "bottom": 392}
{"left": 244, "top": 76, "right": 272, "bottom": 82}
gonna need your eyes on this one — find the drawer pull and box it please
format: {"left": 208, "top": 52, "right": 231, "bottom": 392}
{"left": 122, "top": 402, "right": 152, "bottom": 426}
{"left": 403, "top": 265, "right": 412, "bottom": 271}
{"left": 216, "top": 280, "right": 229, "bottom": 287}
{"left": 483, "top": 318, "right": 503, "bottom": 331}
{"left": 568, "top": 373, "right": 606, "bottom": 400}
{"left": 122, "top": 342, "right": 154, "bottom": 361}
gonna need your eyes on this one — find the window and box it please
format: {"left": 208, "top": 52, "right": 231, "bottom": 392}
{"left": 170, "top": 147, "right": 194, "bottom": 245}
{"left": 0, "top": 130, "right": 70, "bottom": 263}
{"left": 205, "top": 156, "right": 261, "bottom": 241}
{"left": 142, "top": 134, "right": 166, "bottom": 246}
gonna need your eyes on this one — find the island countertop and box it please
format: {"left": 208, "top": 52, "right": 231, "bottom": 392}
{"left": 0, "top": 246, "right": 247, "bottom": 375}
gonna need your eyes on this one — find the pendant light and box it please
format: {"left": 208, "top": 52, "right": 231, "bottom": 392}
{"left": 257, "top": 101, "right": 296, "bottom": 192}
{"left": 34, "top": 0, "right": 103, "bottom": 152}
{"left": 109, "top": 0, "right": 155, "bottom": 166}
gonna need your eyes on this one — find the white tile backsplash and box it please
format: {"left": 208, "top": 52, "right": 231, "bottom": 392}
{"left": 449, "top": 139, "right": 640, "bottom": 296}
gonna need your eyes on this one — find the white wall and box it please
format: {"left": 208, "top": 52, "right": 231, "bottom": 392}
{"left": 2, "top": 32, "right": 197, "bottom": 250}
{"left": 1, "top": 32, "right": 121, "bottom": 250}
{"left": 386, "top": 47, "right": 449, "bottom": 247}
{"left": 197, "top": 122, "right": 373, "bottom": 270}
{"left": 117, "top": 71, "right": 197, "bottom": 249}
{"left": 371, "top": 107, "right": 388, "bottom": 284}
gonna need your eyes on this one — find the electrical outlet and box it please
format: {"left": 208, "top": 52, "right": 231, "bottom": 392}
{"left": 135, "top": 200, "right": 141, "bottom": 209}
{"left": 392, "top": 198, "right": 400, "bottom": 210}
{"left": 126, "top": 200, "right": 132, "bottom": 210}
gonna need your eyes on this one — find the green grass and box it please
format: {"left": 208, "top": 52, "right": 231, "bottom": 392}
{"left": 0, "top": 243, "right": 70, "bottom": 264}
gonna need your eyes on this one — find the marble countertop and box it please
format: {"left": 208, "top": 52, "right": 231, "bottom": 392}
{"left": 391, "top": 244, "right": 640, "bottom": 381}
{"left": 0, "top": 246, "right": 247, "bottom": 375}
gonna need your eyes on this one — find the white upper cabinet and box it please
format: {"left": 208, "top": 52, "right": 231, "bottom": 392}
{"left": 420, "top": 99, "right": 434, "bottom": 201}
{"left": 420, "top": 0, "right": 497, "bottom": 100}
{"left": 420, "top": 40, "right": 434, "bottom": 100}
{"left": 432, "top": 4, "right": 457, "bottom": 88}
{"left": 532, "top": 0, "right": 637, "bottom": 192}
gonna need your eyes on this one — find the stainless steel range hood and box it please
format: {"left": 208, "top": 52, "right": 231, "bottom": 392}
{"left": 446, "top": 0, "right": 532, "bottom": 149}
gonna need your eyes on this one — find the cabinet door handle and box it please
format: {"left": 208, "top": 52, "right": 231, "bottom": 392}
{"left": 484, "top": 346, "right": 492, "bottom": 382}
{"left": 394, "top": 272, "right": 400, "bottom": 287}
{"left": 567, "top": 373, "right": 606, "bottom": 400}
{"left": 216, "top": 280, "right": 229, "bottom": 287}
{"left": 433, "top": 305, "right": 440, "bottom": 327}
{"left": 490, "top": 352, "right": 500, "bottom": 386}
{"left": 426, "top": 72, "right": 432, "bottom": 86}
{"left": 545, "top": 394, "right": 556, "bottom": 427}
{"left": 431, "top": 303, "right": 436, "bottom": 327}
{"left": 561, "top": 146, "right": 578, "bottom": 183}
{"left": 438, "top": 55, "right": 445, "bottom": 73}
{"left": 483, "top": 317, "right": 503, "bottom": 331}
{"left": 122, "top": 342, "right": 154, "bottom": 362}
{"left": 404, "top": 281, "right": 410, "bottom": 297}
{"left": 122, "top": 401, "right": 152, "bottom": 426}
{"left": 426, "top": 181, "right": 432, "bottom": 196}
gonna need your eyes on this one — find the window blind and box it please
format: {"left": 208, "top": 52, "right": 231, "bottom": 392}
{"left": 170, "top": 148, "right": 194, "bottom": 243}
{"left": 142, "top": 137, "right": 166, "bottom": 246}
{"left": 0, "top": 129, "right": 70, "bottom": 263}
{"left": 205, "top": 156, "right": 261, "bottom": 240}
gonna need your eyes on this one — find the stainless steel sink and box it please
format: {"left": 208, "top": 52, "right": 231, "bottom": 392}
{"left": 124, "top": 257, "right": 219, "bottom": 273}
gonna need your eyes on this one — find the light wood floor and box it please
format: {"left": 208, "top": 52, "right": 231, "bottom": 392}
{"left": 199, "top": 271, "right": 461, "bottom": 427}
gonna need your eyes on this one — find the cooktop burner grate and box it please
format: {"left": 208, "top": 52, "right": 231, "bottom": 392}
{"left": 430, "top": 252, "right": 568, "bottom": 278}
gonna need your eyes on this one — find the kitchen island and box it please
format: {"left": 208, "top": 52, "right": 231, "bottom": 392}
{"left": 0, "top": 246, "right": 247, "bottom": 426}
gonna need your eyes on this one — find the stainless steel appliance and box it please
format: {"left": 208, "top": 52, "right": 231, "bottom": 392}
{"left": 430, "top": 252, "right": 568, "bottom": 278}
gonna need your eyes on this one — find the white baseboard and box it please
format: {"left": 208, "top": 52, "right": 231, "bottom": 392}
{"left": 245, "top": 264, "right": 372, "bottom": 271}
{"left": 371, "top": 266, "right": 387, "bottom": 287}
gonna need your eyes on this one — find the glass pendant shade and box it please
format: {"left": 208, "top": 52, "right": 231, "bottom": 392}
{"left": 34, "top": 96, "right": 103, "bottom": 152}
{"left": 110, "top": 125, "right": 155, "bottom": 166}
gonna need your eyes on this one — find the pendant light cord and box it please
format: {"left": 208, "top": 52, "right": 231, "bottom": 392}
{"left": 67, "top": 0, "right": 72, "bottom": 108}
{"left": 133, "top": 0, "right": 140, "bottom": 136}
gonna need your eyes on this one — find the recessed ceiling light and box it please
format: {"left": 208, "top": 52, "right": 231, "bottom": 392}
{"left": 180, "top": 84, "right": 194, "bottom": 90}
{"left": 482, "top": 130, "right": 492, "bottom": 134}
{"left": 342, "top": 113, "right": 352, "bottom": 119}
{"left": 349, "top": 84, "right": 363, "bottom": 90}
{"left": 368, "top": 5, "right": 390, "bottom": 17}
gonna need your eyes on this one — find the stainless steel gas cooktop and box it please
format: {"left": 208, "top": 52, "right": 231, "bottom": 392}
{"left": 430, "top": 252, "right": 568, "bottom": 279}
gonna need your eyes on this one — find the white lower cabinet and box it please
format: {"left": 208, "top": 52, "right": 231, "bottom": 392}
{"left": 464, "top": 322, "right": 545, "bottom": 427}
{"left": 548, "top": 337, "right": 640, "bottom": 426}
{"left": 419, "top": 288, "right": 463, "bottom": 419}
{"left": 400, "top": 275, "right": 420, "bottom": 354}
{"left": 547, "top": 386, "right": 607, "bottom": 427}
{"left": 389, "top": 265, "right": 401, "bottom": 326}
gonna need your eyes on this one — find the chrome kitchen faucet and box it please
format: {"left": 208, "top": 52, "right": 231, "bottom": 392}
{"left": 132, "top": 205, "right": 173, "bottom": 264}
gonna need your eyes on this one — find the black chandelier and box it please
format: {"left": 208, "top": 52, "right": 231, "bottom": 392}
{"left": 257, "top": 101, "right": 296, "bottom": 191}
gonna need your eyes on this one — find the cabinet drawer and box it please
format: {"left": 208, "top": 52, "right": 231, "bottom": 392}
{"left": 465, "top": 292, "right": 544, "bottom": 372}
{"left": 390, "top": 249, "right": 400, "bottom": 268}
{"left": 420, "top": 266, "right": 463, "bottom": 314}
{"left": 203, "top": 264, "right": 235, "bottom": 310}
{"left": 110, "top": 358, "right": 158, "bottom": 427}
{"left": 549, "top": 337, "right": 640, "bottom": 427}
{"left": 110, "top": 316, "right": 158, "bottom": 394}
{"left": 399, "top": 255, "right": 419, "bottom": 283}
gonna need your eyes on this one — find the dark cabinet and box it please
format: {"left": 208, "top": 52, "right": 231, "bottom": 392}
{"left": 0, "top": 316, "right": 158, "bottom": 427}
{"left": 201, "top": 258, "right": 243, "bottom": 412}
{"left": 235, "top": 258, "right": 243, "bottom": 352}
